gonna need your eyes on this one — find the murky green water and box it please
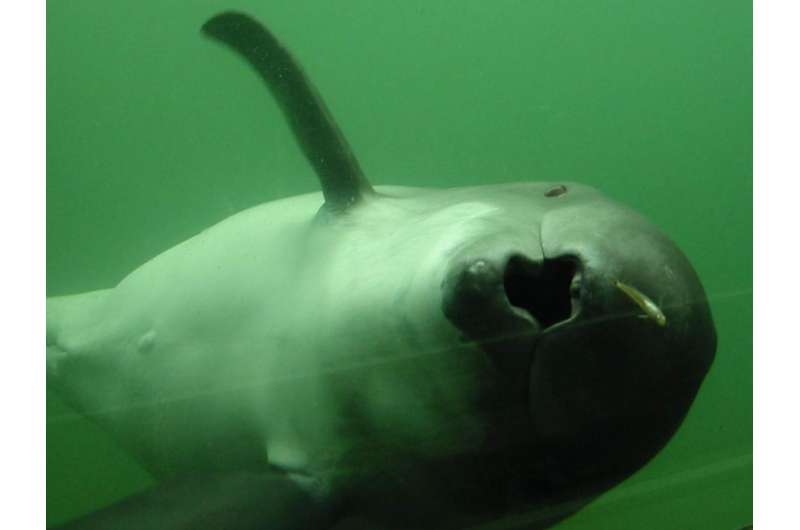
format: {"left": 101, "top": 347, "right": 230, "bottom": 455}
{"left": 47, "top": 1, "right": 751, "bottom": 528}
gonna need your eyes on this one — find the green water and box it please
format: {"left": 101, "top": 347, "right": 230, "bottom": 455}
{"left": 47, "top": 1, "right": 752, "bottom": 528}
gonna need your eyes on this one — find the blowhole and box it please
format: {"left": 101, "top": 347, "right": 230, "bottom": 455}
{"left": 544, "top": 185, "right": 568, "bottom": 198}
{"left": 504, "top": 255, "right": 578, "bottom": 328}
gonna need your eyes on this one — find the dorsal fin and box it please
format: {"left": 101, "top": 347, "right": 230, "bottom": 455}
{"left": 202, "top": 12, "right": 373, "bottom": 212}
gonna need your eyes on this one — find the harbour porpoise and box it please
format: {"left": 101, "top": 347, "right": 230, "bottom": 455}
{"left": 47, "top": 12, "right": 716, "bottom": 530}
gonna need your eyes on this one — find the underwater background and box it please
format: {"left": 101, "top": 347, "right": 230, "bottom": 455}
{"left": 46, "top": 1, "right": 752, "bottom": 528}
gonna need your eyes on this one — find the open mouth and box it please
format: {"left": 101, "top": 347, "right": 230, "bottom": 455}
{"left": 441, "top": 252, "right": 584, "bottom": 407}
{"left": 441, "top": 252, "right": 583, "bottom": 358}
{"left": 503, "top": 255, "right": 581, "bottom": 330}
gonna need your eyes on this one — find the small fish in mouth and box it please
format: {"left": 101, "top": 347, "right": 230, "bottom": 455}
{"left": 613, "top": 279, "right": 668, "bottom": 327}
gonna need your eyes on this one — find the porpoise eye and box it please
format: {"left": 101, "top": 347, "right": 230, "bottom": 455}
{"left": 544, "top": 185, "right": 567, "bottom": 198}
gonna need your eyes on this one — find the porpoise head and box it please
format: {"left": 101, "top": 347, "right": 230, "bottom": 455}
{"left": 441, "top": 181, "right": 716, "bottom": 498}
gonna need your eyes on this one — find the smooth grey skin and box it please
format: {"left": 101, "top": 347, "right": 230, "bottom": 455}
{"left": 46, "top": 12, "right": 716, "bottom": 530}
